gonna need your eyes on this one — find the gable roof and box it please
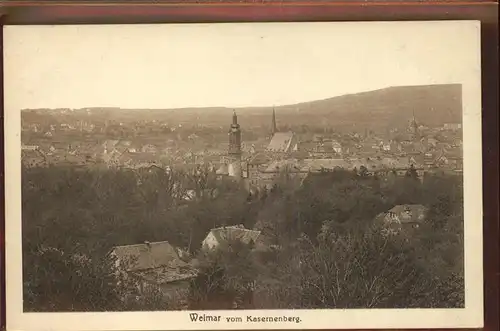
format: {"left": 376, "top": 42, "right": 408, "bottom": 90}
{"left": 216, "top": 163, "right": 229, "bottom": 175}
{"left": 266, "top": 132, "right": 295, "bottom": 153}
{"left": 207, "top": 225, "right": 261, "bottom": 246}
{"left": 247, "top": 152, "right": 273, "bottom": 165}
{"left": 110, "top": 241, "right": 187, "bottom": 272}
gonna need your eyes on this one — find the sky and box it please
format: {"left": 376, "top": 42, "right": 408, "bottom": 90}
{"left": 3, "top": 21, "right": 480, "bottom": 110}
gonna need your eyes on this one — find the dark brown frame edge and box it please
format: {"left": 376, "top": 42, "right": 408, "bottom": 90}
{"left": 1, "top": 18, "right": 5, "bottom": 331}
{"left": 0, "top": 2, "right": 498, "bottom": 331}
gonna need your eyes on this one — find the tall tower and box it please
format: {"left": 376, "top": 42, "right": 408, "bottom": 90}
{"left": 410, "top": 110, "right": 419, "bottom": 139}
{"left": 227, "top": 110, "right": 242, "bottom": 180}
{"left": 271, "top": 108, "right": 277, "bottom": 135}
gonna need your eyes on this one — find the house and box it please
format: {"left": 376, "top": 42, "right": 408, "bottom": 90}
{"left": 21, "top": 144, "right": 39, "bottom": 151}
{"left": 109, "top": 241, "right": 197, "bottom": 305}
{"left": 100, "top": 140, "right": 132, "bottom": 155}
{"left": 246, "top": 152, "right": 275, "bottom": 187}
{"left": 47, "top": 145, "right": 56, "bottom": 154}
{"left": 101, "top": 148, "right": 124, "bottom": 167}
{"left": 443, "top": 148, "right": 463, "bottom": 171}
{"left": 381, "top": 141, "right": 391, "bottom": 152}
{"left": 101, "top": 139, "right": 120, "bottom": 152}
{"left": 141, "top": 144, "right": 158, "bottom": 154}
{"left": 202, "top": 225, "right": 261, "bottom": 252}
{"left": 426, "top": 137, "right": 439, "bottom": 148}
{"left": 443, "top": 123, "right": 462, "bottom": 130}
{"left": 374, "top": 204, "right": 428, "bottom": 236}
{"left": 390, "top": 141, "right": 403, "bottom": 153}
{"left": 328, "top": 140, "right": 342, "bottom": 154}
{"left": 252, "top": 159, "right": 307, "bottom": 188}
{"left": 300, "top": 158, "right": 350, "bottom": 173}
{"left": 216, "top": 163, "right": 229, "bottom": 176}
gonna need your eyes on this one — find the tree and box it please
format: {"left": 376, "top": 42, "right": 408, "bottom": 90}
{"left": 359, "top": 165, "right": 369, "bottom": 177}
{"left": 405, "top": 164, "right": 419, "bottom": 180}
{"left": 295, "top": 228, "right": 435, "bottom": 308}
{"left": 22, "top": 162, "right": 464, "bottom": 311}
{"left": 352, "top": 167, "right": 358, "bottom": 176}
{"left": 189, "top": 240, "right": 258, "bottom": 309}
{"left": 23, "top": 244, "right": 169, "bottom": 312}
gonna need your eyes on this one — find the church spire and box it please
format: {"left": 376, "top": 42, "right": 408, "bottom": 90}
{"left": 410, "top": 109, "right": 419, "bottom": 139}
{"left": 272, "top": 107, "right": 277, "bottom": 134}
{"left": 412, "top": 110, "right": 418, "bottom": 129}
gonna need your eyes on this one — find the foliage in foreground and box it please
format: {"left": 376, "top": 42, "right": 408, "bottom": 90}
{"left": 21, "top": 165, "right": 464, "bottom": 311}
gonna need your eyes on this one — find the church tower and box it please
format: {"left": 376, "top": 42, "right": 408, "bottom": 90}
{"left": 271, "top": 108, "right": 277, "bottom": 135}
{"left": 409, "top": 110, "right": 419, "bottom": 140}
{"left": 227, "top": 110, "right": 242, "bottom": 180}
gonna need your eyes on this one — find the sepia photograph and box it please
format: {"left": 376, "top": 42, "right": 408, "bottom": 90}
{"left": 4, "top": 21, "right": 483, "bottom": 330}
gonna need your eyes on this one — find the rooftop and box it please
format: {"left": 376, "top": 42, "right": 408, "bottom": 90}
{"left": 375, "top": 204, "right": 428, "bottom": 224}
{"left": 110, "top": 241, "right": 187, "bottom": 272}
{"left": 266, "top": 132, "right": 295, "bottom": 153}
{"left": 207, "top": 225, "right": 261, "bottom": 246}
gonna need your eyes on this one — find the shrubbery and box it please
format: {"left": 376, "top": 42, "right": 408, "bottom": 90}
{"left": 22, "top": 165, "right": 464, "bottom": 311}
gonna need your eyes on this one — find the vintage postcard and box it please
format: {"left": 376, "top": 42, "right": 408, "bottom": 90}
{"left": 4, "top": 21, "right": 483, "bottom": 330}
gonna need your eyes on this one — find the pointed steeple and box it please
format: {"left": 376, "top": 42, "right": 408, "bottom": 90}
{"left": 410, "top": 109, "right": 419, "bottom": 140}
{"left": 271, "top": 107, "right": 277, "bottom": 134}
{"left": 411, "top": 110, "right": 418, "bottom": 131}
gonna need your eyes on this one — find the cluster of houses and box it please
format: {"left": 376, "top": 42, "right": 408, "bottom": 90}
{"left": 214, "top": 110, "right": 463, "bottom": 192}
{"left": 21, "top": 139, "right": 210, "bottom": 170}
{"left": 22, "top": 108, "right": 462, "bottom": 184}
{"left": 108, "top": 224, "right": 263, "bottom": 308}
{"left": 108, "top": 201, "right": 429, "bottom": 306}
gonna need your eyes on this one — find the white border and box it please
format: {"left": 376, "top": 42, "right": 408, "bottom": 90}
{"left": 4, "top": 21, "right": 483, "bottom": 330}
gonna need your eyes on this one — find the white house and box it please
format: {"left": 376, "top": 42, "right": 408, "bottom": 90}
{"left": 202, "top": 225, "right": 261, "bottom": 251}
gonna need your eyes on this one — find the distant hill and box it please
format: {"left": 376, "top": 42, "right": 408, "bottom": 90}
{"left": 273, "top": 84, "right": 462, "bottom": 129}
{"left": 22, "top": 84, "right": 462, "bottom": 131}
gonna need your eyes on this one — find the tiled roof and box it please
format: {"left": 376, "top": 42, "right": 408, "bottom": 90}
{"left": 266, "top": 132, "right": 295, "bottom": 153}
{"left": 216, "top": 163, "right": 229, "bottom": 175}
{"left": 247, "top": 152, "right": 273, "bottom": 165}
{"left": 110, "top": 241, "right": 186, "bottom": 272}
{"left": 133, "top": 265, "right": 197, "bottom": 284}
{"left": 208, "top": 225, "right": 261, "bottom": 246}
